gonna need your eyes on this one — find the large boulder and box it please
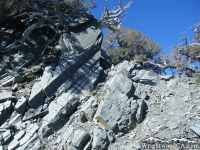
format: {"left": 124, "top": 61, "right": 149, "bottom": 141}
{"left": 104, "top": 73, "right": 134, "bottom": 98}
{"left": 38, "top": 93, "right": 78, "bottom": 137}
{"left": 95, "top": 100, "right": 121, "bottom": 130}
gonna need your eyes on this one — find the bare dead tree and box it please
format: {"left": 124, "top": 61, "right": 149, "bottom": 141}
{"left": 99, "top": 0, "right": 132, "bottom": 31}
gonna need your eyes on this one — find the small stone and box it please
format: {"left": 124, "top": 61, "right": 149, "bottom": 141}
{"left": 42, "top": 103, "right": 48, "bottom": 110}
{"left": 72, "top": 130, "right": 90, "bottom": 148}
{"left": 13, "top": 73, "right": 25, "bottom": 84}
{"left": 92, "top": 128, "right": 107, "bottom": 149}
{"left": 12, "top": 84, "right": 18, "bottom": 91}
{"left": 15, "top": 96, "right": 27, "bottom": 114}
{"left": 81, "top": 96, "right": 97, "bottom": 121}
{"left": 2, "top": 130, "right": 12, "bottom": 143}
{"left": 136, "top": 99, "right": 145, "bottom": 123}
{"left": 0, "top": 92, "right": 15, "bottom": 103}
{"left": 76, "top": 112, "right": 87, "bottom": 123}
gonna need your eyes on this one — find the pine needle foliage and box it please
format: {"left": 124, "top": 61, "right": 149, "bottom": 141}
{"left": 103, "top": 27, "right": 162, "bottom": 64}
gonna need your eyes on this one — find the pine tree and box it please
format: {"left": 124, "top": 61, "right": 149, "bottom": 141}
{"left": 103, "top": 27, "right": 162, "bottom": 64}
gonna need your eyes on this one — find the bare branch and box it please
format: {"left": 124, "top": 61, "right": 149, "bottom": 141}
{"left": 4, "top": 21, "right": 43, "bottom": 52}
{"left": 14, "top": 12, "right": 56, "bottom": 24}
{"left": 142, "top": 61, "right": 176, "bottom": 70}
{"left": 53, "top": 0, "right": 68, "bottom": 24}
{"left": 21, "top": 1, "right": 48, "bottom": 15}
{"left": 41, "top": 25, "right": 59, "bottom": 56}
{"left": 190, "top": 43, "right": 200, "bottom": 46}
{"left": 99, "top": 0, "right": 132, "bottom": 30}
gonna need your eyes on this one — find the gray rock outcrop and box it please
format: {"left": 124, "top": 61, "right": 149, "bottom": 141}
{"left": 0, "top": 10, "right": 104, "bottom": 150}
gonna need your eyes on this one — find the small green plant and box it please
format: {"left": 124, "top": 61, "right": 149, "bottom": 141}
{"left": 196, "top": 73, "right": 200, "bottom": 85}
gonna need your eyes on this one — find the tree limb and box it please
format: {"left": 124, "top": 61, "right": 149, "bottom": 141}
{"left": 99, "top": 0, "right": 132, "bottom": 30}
{"left": 21, "top": 1, "right": 48, "bottom": 15}
{"left": 142, "top": 61, "right": 175, "bottom": 70}
{"left": 4, "top": 21, "right": 43, "bottom": 52}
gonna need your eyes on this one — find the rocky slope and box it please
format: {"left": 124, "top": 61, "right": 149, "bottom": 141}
{"left": 0, "top": 11, "right": 200, "bottom": 150}
{"left": 107, "top": 61, "right": 200, "bottom": 149}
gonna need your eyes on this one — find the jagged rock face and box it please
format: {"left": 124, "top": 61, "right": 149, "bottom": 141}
{"left": 108, "top": 61, "right": 200, "bottom": 150}
{"left": 0, "top": 11, "right": 104, "bottom": 150}
{"left": 31, "top": 60, "right": 200, "bottom": 150}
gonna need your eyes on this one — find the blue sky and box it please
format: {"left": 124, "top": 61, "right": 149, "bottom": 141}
{"left": 90, "top": 0, "right": 200, "bottom": 54}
